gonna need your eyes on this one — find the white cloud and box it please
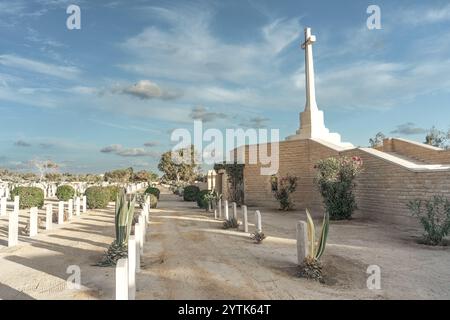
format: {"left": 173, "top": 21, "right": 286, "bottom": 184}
{"left": 399, "top": 3, "right": 450, "bottom": 25}
{"left": 0, "top": 54, "right": 81, "bottom": 80}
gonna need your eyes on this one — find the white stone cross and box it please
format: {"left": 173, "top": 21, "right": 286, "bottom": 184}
{"left": 301, "top": 27, "right": 318, "bottom": 112}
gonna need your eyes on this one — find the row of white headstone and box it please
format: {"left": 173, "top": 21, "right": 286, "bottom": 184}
{"left": 3, "top": 195, "right": 88, "bottom": 247}
{"left": 125, "top": 182, "right": 148, "bottom": 194}
{"left": 115, "top": 197, "right": 151, "bottom": 300}
{"left": 213, "top": 199, "right": 262, "bottom": 234}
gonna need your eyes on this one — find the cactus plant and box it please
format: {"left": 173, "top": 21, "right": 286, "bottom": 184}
{"left": 97, "top": 190, "right": 135, "bottom": 266}
{"left": 299, "top": 209, "right": 330, "bottom": 282}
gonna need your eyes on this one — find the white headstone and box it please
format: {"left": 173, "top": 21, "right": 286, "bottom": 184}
{"left": 135, "top": 226, "right": 141, "bottom": 273}
{"left": 242, "top": 205, "right": 248, "bottom": 233}
{"left": 82, "top": 195, "right": 87, "bottom": 213}
{"left": 218, "top": 199, "right": 222, "bottom": 218}
{"left": 135, "top": 222, "right": 143, "bottom": 256}
{"left": 232, "top": 202, "right": 237, "bottom": 219}
{"left": 75, "top": 197, "right": 81, "bottom": 216}
{"left": 29, "top": 207, "right": 38, "bottom": 237}
{"left": 297, "top": 221, "right": 309, "bottom": 265}
{"left": 224, "top": 200, "right": 229, "bottom": 220}
{"left": 8, "top": 208, "right": 19, "bottom": 247}
{"left": 58, "top": 201, "right": 64, "bottom": 224}
{"left": 128, "top": 236, "right": 136, "bottom": 300}
{"left": 45, "top": 203, "right": 53, "bottom": 230}
{"left": 0, "top": 197, "right": 6, "bottom": 216}
{"left": 255, "top": 210, "right": 262, "bottom": 233}
{"left": 68, "top": 199, "right": 73, "bottom": 220}
{"left": 13, "top": 196, "right": 19, "bottom": 213}
{"left": 115, "top": 258, "right": 128, "bottom": 300}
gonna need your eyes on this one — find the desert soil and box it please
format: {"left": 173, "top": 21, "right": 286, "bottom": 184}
{"left": 1, "top": 187, "right": 449, "bottom": 300}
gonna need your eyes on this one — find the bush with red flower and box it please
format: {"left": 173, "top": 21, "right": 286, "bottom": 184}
{"left": 272, "top": 174, "right": 298, "bottom": 211}
{"left": 315, "top": 156, "right": 363, "bottom": 220}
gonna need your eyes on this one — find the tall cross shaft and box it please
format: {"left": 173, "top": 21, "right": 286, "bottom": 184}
{"left": 301, "top": 28, "right": 318, "bottom": 112}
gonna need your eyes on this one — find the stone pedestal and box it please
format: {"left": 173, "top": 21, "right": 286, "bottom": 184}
{"left": 296, "top": 221, "right": 309, "bottom": 265}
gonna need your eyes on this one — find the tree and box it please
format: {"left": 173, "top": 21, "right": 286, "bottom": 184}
{"left": 30, "top": 159, "right": 59, "bottom": 182}
{"left": 158, "top": 145, "right": 199, "bottom": 183}
{"left": 369, "top": 132, "right": 385, "bottom": 148}
{"left": 104, "top": 167, "right": 134, "bottom": 183}
{"left": 424, "top": 127, "right": 449, "bottom": 149}
{"left": 132, "top": 170, "right": 158, "bottom": 182}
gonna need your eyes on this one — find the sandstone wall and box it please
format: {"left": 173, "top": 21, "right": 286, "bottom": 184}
{"left": 382, "top": 138, "right": 450, "bottom": 165}
{"left": 236, "top": 138, "right": 450, "bottom": 226}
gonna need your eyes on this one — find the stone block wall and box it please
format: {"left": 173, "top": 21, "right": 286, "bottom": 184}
{"left": 233, "top": 138, "right": 450, "bottom": 226}
{"left": 382, "top": 138, "right": 450, "bottom": 165}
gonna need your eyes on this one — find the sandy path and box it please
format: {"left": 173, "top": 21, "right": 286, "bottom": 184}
{"left": 137, "top": 192, "right": 381, "bottom": 300}
{"left": 0, "top": 202, "right": 117, "bottom": 299}
{"left": 1, "top": 187, "right": 449, "bottom": 300}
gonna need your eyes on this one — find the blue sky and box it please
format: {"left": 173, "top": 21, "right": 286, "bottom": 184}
{"left": 0, "top": 0, "right": 449, "bottom": 174}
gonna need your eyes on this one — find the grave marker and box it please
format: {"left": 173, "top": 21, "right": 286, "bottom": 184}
{"left": 224, "top": 200, "right": 229, "bottom": 220}
{"left": 68, "top": 199, "right": 73, "bottom": 220}
{"left": 296, "top": 221, "right": 309, "bottom": 265}
{"left": 115, "top": 258, "right": 128, "bottom": 300}
{"left": 29, "top": 207, "right": 38, "bottom": 237}
{"left": 242, "top": 205, "right": 248, "bottom": 233}
{"left": 58, "top": 201, "right": 64, "bottom": 224}
{"left": 0, "top": 197, "right": 6, "bottom": 216}
{"left": 46, "top": 203, "right": 53, "bottom": 230}
{"left": 128, "top": 236, "right": 136, "bottom": 300}
{"left": 255, "top": 210, "right": 262, "bottom": 233}
{"left": 82, "top": 195, "right": 87, "bottom": 213}
{"left": 8, "top": 208, "right": 19, "bottom": 247}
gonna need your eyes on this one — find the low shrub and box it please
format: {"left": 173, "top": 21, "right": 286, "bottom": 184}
{"left": 315, "top": 156, "right": 363, "bottom": 220}
{"left": 105, "top": 185, "right": 121, "bottom": 202}
{"left": 85, "top": 186, "right": 110, "bottom": 209}
{"left": 145, "top": 186, "right": 160, "bottom": 199}
{"left": 183, "top": 185, "right": 200, "bottom": 201}
{"left": 56, "top": 185, "right": 75, "bottom": 201}
{"left": 272, "top": 175, "right": 298, "bottom": 211}
{"left": 11, "top": 187, "right": 44, "bottom": 209}
{"left": 196, "top": 190, "right": 212, "bottom": 209}
{"left": 408, "top": 195, "right": 450, "bottom": 246}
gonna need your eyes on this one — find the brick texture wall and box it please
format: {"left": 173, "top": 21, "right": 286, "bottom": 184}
{"left": 382, "top": 138, "right": 450, "bottom": 165}
{"left": 235, "top": 138, "right": 450, "bottom": 226}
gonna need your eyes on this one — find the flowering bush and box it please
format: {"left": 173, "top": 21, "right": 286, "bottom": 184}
{"left": 315, "top": 156, "right": 363, "bottom": 220}
{"left": 407, "top": 196, "right": 450, "bottom": 246}
{"left": 272, "top": 175, "right": 298, "bottom": 211}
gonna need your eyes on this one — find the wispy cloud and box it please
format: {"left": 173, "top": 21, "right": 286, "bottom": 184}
{"left": 112, "top": 80, "right": 181, "bottom": 100}
{"left": 0, "top": 54, "right": 81, "bottom": 80}
{"left": 189, "top": 106, "right": 226, "bottom": 123}
{"left": 100, "top": 144, "right": 159, "bottom": 158}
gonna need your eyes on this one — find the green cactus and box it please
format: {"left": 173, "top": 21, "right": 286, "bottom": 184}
{"left": 300, "top": 209, "right": 330, "bottom": 282}
{"left": 97, "top": 190, "right": 135, "bottom": 266}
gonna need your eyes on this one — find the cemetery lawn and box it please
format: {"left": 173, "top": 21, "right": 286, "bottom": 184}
{"left": 1, "top": 188, "right": 450, "bottom": 299}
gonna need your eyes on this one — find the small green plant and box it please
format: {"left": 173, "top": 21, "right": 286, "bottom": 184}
{"left": 315, "top": 156, "right": 363, "bottom": 220}
{"left": 299, "top": 209, "right": 330, "bottom": 282}
{"left": 98, "top": 190, "right": 135, "bottom": 266}
{"left": 145, "top": 186, "right": 161, "bottom": 199}
{"left": 250, "top": 231, "right": 266, "bottom": 244}
{"left": 183, "top": 185, "right": 200, "bottom": 201}
{"left": 85, "top": 186, "right": 110, "bottom": 209}
{"left": 223, "top": 217, "right": 239, "bottom": 229}
{"left": 197, "top": 189, "right": 216, "bottom": 209}
{"left": 272, "top": 175, "right": 298, "bottom": 211}
{"left": 56, "top": 185, "right": 75, "bottom": 201}
{"left": 11, "top": 187, "right": 44, "bottom": 209}
{"left": 407, "top": 196, "right": 450, "bottom": 246}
